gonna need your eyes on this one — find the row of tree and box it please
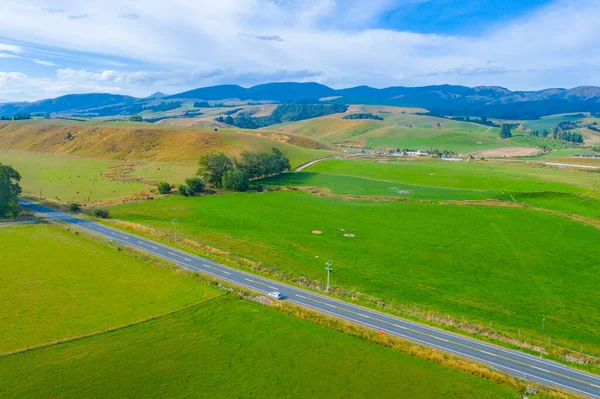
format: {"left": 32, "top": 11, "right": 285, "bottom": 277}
{"left": 197, "top": 148, "right": 290, "bottom": 191}
{"left": 342, "top": 113, "right": 383, "bottom": 121}
{"left": 0, "top": 163, "right": 21, "bottom": 218}
{"left": 0, "top": 114, "right": 31, "bottom": 121}
{"left": 528, "top": 128, "right": 584, "bottom": 143}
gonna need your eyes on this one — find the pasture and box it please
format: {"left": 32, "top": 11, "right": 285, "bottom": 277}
{"left": 0, "top": 224, "right": 219, "bottom": 354}
{"left": 305, "top": 158, "right": 600, "bottom": 196}
{"left": 0, "top": 150, "right": 148, "bottom": 202}
{"left": 107, "top": 191, "right": 600, "bottom": 355}
{"left": 0, "top": 297, "right": 524, "bottom": 399}
{"left": 270, "top": 112, "right": 512, "bottom": 154}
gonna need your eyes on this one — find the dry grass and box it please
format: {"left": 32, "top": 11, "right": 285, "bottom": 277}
{"left": 0, "top": 123, "right": 232, "bottom": 161}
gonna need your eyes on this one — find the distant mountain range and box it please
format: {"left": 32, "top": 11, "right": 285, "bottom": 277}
{"left": 3, "top": 82, "right": 600, "bottom": 119}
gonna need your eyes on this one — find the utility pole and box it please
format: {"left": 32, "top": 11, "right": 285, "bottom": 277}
{"left": 39, "top": 188, "right": 43, "bottom": 200}
{"left": 172, "top": 218, "right": 178, "bottom": 241}
{"left": 540, "top": 316, "right": 546, "bottom": 358}
{"left": 325, "top": 260, "right": 333, "bottom": 292}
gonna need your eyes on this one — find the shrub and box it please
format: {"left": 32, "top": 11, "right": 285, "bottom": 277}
{"left": 90, "top": 208, "right": 109, "bottom": 218}
{"left": 157, "top": 182, "right": 172, "bottom": 194}
{"left": 184, "top": 177, "right": 205, "bottom": 193}
{"left": 177, "top": 184, "right": 194, "bottom": 197}
{"left": 68, "top": 202, "right": 81, "bottom": 213}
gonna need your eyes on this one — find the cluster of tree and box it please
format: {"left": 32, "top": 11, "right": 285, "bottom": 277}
{"left": 499, "top": 123, "right": 513, "bottom": 139}
{"left": 451, "top": 116, "right": 499, "bottom": 127}
{"left": 183, "top": 110, "right": 203, "bottom": 117}
{"left": 552, "top": 130, "right": 584, "bottom": 143}
{"left": 0, "top": 163, "right": 22, "bottom": 218}
{"left": 556, "top": 121, "right": 579, "bottom": 131}
{"left": 194, "top": 101, "right": 232, "bottom": 108}
{"left": 197, "top": 148, "right": 290, "bottom": 191}
{"left": 429, "top": 149, "right": 458, "bottom": 158}
{"left": 0, "top": 113, "right": 31, "bottom": 121}
{"left": 144, "top": 101, "right": 182, "bottom": 113}
{"left": 529, "top": 123, "right": 584, "bottom": 143}
{"left": 129, "top": 115, "right": 143, "bottom": 122}
{"left": 216, "top": 104, "right": 348, "bottom": 129}
{"left": 342, "top": 113, "right": 383, "bottom": 121}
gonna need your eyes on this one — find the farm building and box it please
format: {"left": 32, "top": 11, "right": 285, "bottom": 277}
{"left": 573, "top": 154, "right": 600, "bottom": 158}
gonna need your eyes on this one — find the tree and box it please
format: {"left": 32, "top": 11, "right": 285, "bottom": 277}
{"left": 197, "top": 152, "right": 233, "bottom": 187}
{"left": 235, "top": 148, "right": 290, "bottom": 180}
{"left": 221, "top": 169, "right": 249, "bottom": 192}
{"left": 499, "top": 123, "right": 512, "bottom": 139}
{"left": 0, "top": 163, "right": 21, "bottom": 218}
{"left": 129, "top": 115, "right": 143, "bottom": 122}
{"left": 68, "top": 202, "right": 81, "bottom": 213}
{"left": 184, "top": 177, "right": 204, "bottom": 193}
{"left": 157, "top": 182, "right": 172, "bottom": 194}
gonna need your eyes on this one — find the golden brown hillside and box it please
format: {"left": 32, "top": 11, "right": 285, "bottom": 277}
{"left": 0, "top": 123, "right": 232, "bottom": 161}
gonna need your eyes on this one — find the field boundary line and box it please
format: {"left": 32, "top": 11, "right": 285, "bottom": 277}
{"left": 0, "top": 294, "right": 224, "bottom": 359}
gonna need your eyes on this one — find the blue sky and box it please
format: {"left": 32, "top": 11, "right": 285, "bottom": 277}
{"left": 0, "top": 0, "right": 598, "bottom": 101}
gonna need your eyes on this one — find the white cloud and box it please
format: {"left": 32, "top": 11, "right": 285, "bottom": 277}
{"left": 0, "top": 43, "right": 23, "bottom": 54}
{"left": 32, "top": 59, "right": 58, "bottom": 66}
{"left": 0, "top": 0, "right": 598, "bottom": 101}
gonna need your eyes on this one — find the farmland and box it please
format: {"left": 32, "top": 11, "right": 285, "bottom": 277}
{"left": 270, "top": 111, "right": 515, "bottom": 154}
{"left": 0, "top": 121, "right": 330, "bottom": 203}
{"left": 106, "top": 190, "right": 600, "bottom": 355}
{"left": 0, "top": 225, "right": 526, "bottom": 399}
{"left": 0, "top": 150, "right": 148, "bottom": 202}
{"left": 0, "top": 297, "right": 525, "bottom": 399}
{"left": 0, "top": 224, "right": 219, "bottom": 354}
{"left": 304, "top": 158, "right": 600, "bottom": 196}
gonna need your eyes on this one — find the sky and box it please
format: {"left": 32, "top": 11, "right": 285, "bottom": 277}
{"left": 0, "top": 0, "right": 599, "bottom": 102}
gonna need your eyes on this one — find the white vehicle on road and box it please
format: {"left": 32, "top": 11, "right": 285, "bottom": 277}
{"left": 268, "top": 291, "right": 284, "bottom": 300}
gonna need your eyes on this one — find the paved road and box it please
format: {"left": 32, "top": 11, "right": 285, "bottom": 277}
{"left": 20, "top": 199, "right": 600, "bottom": 398}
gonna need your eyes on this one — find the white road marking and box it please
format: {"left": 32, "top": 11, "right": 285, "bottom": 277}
{"left": 137, "top": 240, "right": 158, "bottom": 249}
{"left": 167, "top": 251, "right": 192, "bottom": 261}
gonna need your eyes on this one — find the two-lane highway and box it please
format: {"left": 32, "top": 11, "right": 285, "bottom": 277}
{"left": 19, "top": 199, "right": 600, "bottom": 398}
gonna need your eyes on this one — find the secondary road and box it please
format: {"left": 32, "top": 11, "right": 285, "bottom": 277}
{"left": 19, "top": 199, "right": 600, "bottom": 398}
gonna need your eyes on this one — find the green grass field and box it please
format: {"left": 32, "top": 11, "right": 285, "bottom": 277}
{"left": 217, "top": 130, "right": 331, "bottom": 167}
{"left": 0, "top": 296, "right": 523, "bottom": 399}
{"left": 305, "top": 159, "right": 600, "bottom": 196}
{"left": 263, "top": 172, "right": 499, "bottom": 201}
{"left": 0, "top": 150, "right": 148, "bottom": 202}
{"left": 523, "top": 114, "right": 584, "bottom": 132}
{"left": 107, "top": 191, "right": 600, "bottom": 355}
{"left": 0, "top": 224, "right": 219, "bottom": 353}
{"left": 270, "top": 113, "right": 510, "bottom": 153}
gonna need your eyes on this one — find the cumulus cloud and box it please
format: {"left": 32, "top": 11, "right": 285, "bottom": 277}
{"left": 0, "top": 0, "right": 598, "bottom": 100}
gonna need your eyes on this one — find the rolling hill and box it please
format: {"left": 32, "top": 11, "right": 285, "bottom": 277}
{"left": 3, "top": 83, "right": 600, "bottom": 119}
